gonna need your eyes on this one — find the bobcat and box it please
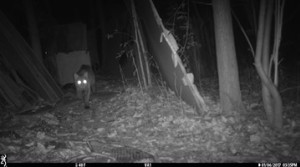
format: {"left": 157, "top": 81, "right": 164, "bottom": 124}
{"left": 74, "top": 65, "right": 96, "bottom": 109}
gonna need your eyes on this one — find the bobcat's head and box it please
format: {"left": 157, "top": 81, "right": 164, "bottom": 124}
{"left": 74, "top": 72, "right": 89, "bottom": 89}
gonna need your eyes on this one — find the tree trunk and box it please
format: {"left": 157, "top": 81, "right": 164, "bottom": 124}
{"left": 212, "top": 0, "right": 244, "bottom": 113}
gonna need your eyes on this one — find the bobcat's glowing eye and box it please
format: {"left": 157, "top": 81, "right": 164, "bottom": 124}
{"left": 83, "top": 80, "right": 87, "bottom": 84}
{"left": 77, "top": 80, "right": 81, "bottom": 85}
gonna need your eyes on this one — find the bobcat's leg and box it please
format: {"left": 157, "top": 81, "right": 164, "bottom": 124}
{"left": 84, "top": 88, "right": 91, "bottom": 109}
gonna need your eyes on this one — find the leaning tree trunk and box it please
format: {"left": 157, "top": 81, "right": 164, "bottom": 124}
{"left": 212, "top": 0, "right": 244, "bottom": 114}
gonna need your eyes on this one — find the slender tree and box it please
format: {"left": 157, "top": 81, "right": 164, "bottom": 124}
{"left": 254, "top": 0, "right": 284, "bottom": 130}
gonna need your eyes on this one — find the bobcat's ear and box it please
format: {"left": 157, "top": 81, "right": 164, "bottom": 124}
{"left": 74, "top": 73, "right": 79, "bottom": 80}
{"left": 83, "top": 72, "right": 88, "bottom": 78}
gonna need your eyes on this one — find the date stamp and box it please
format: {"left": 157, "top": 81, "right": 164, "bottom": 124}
{"left": 258, "top": 163, "right": 297, "bottom": 167}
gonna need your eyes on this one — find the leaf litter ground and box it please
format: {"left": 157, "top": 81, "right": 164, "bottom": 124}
{"left": 0, "top": 76, "right": 299, "bottom": 162}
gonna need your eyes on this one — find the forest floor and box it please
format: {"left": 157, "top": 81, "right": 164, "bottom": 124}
{"left": 0, "top": 74, "right": 300, "bottom": 163}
